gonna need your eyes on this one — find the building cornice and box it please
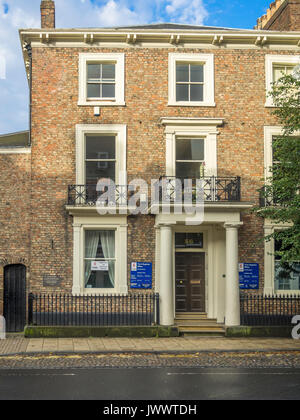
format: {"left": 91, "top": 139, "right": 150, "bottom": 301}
{"left": 19, "top": 28, "right": 300, "bottom": 82}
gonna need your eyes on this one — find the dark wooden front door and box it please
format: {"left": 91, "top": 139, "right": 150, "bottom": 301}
{"left": 175, "top": 253, "right": 205, "bottom": 312}
{"left": 3, "top": 264, "right": 26, "bottom": 332}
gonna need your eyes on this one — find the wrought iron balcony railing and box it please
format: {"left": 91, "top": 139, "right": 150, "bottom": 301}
{"left": 68, "top": 184, "right": 129, "bottom": 206}
{"left": 159, "top": 176, "right": 241, "bottom": 203}
{"left": 67, "top": 177, "right": 241, "bottom": 207}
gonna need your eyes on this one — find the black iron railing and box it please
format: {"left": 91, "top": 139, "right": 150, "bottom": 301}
{"left": 240, "top": 294, "right": 300, "bottom": 326}
{"left": 68, "top": 177, "right": 241, "bottom": 206}
{"left": 68, "top": 184, "right": 130, "bottom": 206}
{"left": 259, "top": 187, "right": 276, "bottom": 207}
{"left": 28, "top": 293, "right": 160, "bottom": 326}
{"left": 159, "top": 176, "right": 241, "bottom": 202}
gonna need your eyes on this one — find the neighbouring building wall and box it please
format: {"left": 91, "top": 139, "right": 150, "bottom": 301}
{"left": 0, "top": 152, "right": 31, "bottom": 314}
{"left": 255, "top": 0, "right": 300, "bottom": 31}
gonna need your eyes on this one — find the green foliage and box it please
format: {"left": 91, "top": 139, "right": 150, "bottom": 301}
{"left": 254, "top": 72, "right": 300, "bottom": 263}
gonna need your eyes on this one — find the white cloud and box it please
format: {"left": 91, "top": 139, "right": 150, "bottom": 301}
{"left": 0, "top": 0, "right": 209, "bottom": 133}
{"left": 165, "top": 0, "right": 208, "bottom": 25}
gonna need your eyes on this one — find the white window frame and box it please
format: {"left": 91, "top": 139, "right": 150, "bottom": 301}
{"left": 265, "top": 55, "right": 300, "bottom": 107}
{"left": 161, "top": 118, "right": 223, "bottom": 178}
{"left": 72, "top": 217, "right": 128, "bottom": 295}
{"left": 264, "top": 126, "right": 300, "bottom": 295}
{"left": 76, "top": 124, "right": 127, "bottom": 186}
{"left": 78, "top": 53, "right": 125, "bottom": 106}
{"left": 168, "top": 53, "right": 215, "bottom": 107}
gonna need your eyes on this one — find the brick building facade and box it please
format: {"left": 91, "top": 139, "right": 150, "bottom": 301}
{"left": 0, "top": 0, "right": 299, "bottom": 332}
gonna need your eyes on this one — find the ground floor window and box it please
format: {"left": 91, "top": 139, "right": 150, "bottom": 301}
{"left": 274, "top": 239, "right": 300, "bottom": 291}
{"left": 84, "top": 230, "right": 115, "bottom": 289}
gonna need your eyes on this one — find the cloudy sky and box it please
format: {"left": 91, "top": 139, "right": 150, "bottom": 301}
{"left": 0, "top": 0, "right": 267, "bottom": 134}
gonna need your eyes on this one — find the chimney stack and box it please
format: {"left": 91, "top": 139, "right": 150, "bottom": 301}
{"left": 41, "top": 0, "right": 55, "bottom": 29}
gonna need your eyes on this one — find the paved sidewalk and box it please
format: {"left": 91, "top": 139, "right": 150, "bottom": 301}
{"left": 0, "top": 335, "right": 299, "bottom": 356}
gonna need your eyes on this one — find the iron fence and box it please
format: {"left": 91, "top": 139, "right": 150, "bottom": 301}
{"left": 28, "top": 293, "right": 159, "bottom": 327}
{"left": 240, "top": 293, "right": 300, "bottom": 326}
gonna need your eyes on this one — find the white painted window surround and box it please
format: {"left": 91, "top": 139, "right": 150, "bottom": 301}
{"left": 168, "top": 53, "right": 215, "bottom": 107}
{"left": 0, "top": 148, "right": 31, "bottom": 154}
{"left": 78, "top": 53, "right": 125, "bottom": 106}
{"left": 265, "top": 54, "right": 300, "bottom": 107}
{"left": 72, "top": 216, "right": 128, "bottom": 295}
{"left": 263, "top": 126, "right": 300, "bottom": 296}
{"left": 161, "top": 118, "right": 223, "bottom": 177}
{"left": 75, "top": 124, "right": 127, "bottom": 186}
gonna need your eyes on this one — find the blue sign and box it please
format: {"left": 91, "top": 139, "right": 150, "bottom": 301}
{"left": 130, "top": 262, "right": 152, "bottom": 289}
{"left": 239, "top": 263, "right": 259, "bottom": 290}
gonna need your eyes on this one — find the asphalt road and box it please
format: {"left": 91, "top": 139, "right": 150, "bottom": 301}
{"left": 0, "top": 367, "right": 300, "bottom": 400}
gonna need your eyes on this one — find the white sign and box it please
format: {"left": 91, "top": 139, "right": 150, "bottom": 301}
{"left": 91, "top": 261, "right": 109, "bottom": 271}
{"left": 131, "top": 262, "right": 137, "bottom": 271}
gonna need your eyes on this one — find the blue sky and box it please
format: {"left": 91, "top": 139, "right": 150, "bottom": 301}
{"left": 0, "top": 0, "right": 269, "bottom": 134}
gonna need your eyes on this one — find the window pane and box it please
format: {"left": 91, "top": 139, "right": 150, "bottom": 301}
{"left": 175, "top": 233, "right": 204, "bottom": 248}
{"left": 275, "top": 261, "right": 300, "bottom": 290}
{"left": 85, "top": 230, "right": 115, "bottom": 258}
{"left": 274, "top": 238, "right": 300, "bottom": 290}
{"left": 273, "top": 66, "right": 285, "bottom": 82}
{"left": 286, "top": 66, "right": 295, "bottom": 76}
{"left": 176, "top": 162, "right": 204, "bottom": 179}
{"left": 85, "top": 260, "right": 115, "bottom": 289}
{"left": 87, "top": 83, "right": 100, "bottom": 98}
{"left": 176, "top": 138, "right": 204, "bottom": 161}
{"left": 86, "top": 161, "right": 115, "bottom": 183}
{"left": 176, "top": 64, "right": 189, "bottom": 82}
{"left": 102, "top": 64, "right": 115, "bottom": 80}
{"left": 86, "top": 135, "right": 115, "bottom": 160}
{"left": 176, "top": 84, "right": 189, "bottom": 101}
{"left": 102, "top": 84, "right": 115, "bottom": 98}
{"left": 190, "top": 84, "right": 203, "bottom": 101}
{"left": 190, "top": 64, "right": 203, "bottom": 82}
{"left": 87, "top": 64, "right": 100, "bottom": 79}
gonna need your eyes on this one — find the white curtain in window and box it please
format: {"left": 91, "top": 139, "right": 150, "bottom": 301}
{"left": 100, "top": 230, "right": 115, "bottom": 286}
{"left": 84, "top": 231, "right": 100, "bottom": 286}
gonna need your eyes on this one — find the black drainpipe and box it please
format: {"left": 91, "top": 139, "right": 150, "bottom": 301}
{"left": 24, "top": 43, "right": 32, "bottom": 147}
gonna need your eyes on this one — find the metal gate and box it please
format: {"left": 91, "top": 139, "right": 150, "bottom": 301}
{"left": 3, "top": 264, "right": 26, "bottom": 332}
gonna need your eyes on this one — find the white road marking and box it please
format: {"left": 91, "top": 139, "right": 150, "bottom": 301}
{"left": 167, "top": 372, "right": 300, "bottom": 376}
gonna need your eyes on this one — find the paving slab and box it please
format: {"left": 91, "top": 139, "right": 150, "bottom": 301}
{"left": 0, "top": 336, "right": 300, "bottom": 356}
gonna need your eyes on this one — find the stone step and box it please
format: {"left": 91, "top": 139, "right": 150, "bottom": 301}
{"left": 175, "top": 313, "right": 209, "bottom": 320}
{"left": 175, "top": 320, "right": 222, "bottom": 327}
{"left": 178, "top": 325, "right": 225, "bottom": 336}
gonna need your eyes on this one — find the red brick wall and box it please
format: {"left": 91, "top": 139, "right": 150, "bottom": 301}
{"left": 0, "top": 153, "right": 31, "bottom": 314}
{"left": 27, "top": 46, "right": 293, "bottom": 294}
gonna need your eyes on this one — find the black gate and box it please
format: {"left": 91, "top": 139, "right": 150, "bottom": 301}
{"left": 3, "top": 264, "right": 26, "bottom": 332}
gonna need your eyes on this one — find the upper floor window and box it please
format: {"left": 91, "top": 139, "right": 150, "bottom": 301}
{"left": 273, "top": 64, "right": 295, "bottom": 82}
{"left": 78, "top": 53, "right": 125, "bottom": 106}
{"left": 85, "top": 135, "right": 116, "bottom": 184}
{"left": 176, "top": 138, "right": 205, "bottom": 178}
{"left": 87, "top": 63, "right": 116, "bottom": 100}
{"left": 176, "top": 63, "right": 204, "bottom": 102}
{"left": 265, "top": 55, "right": 299, "bottom": 107}
{"left": 168, "top": 54, "right": 215, "bottom": 107}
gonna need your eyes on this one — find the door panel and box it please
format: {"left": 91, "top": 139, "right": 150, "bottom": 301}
{"left": 175, "top": 253, "right": 205, "bottom": 312}
{"left": 3, "top": 265, "right": 26, "bottom": 332}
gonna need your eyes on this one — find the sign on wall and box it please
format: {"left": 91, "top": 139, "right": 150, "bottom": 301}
{"left": 239, "top": 263, "right": 259, "bottom": 290}
{"left": 91, "top": 261, "right": 109, "bottom": 271}
{"left": 43, "top": 275, "right": 62, "bottom": 287}
{"left": 130, "top": 262, "right": 152, "bottom": 289}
